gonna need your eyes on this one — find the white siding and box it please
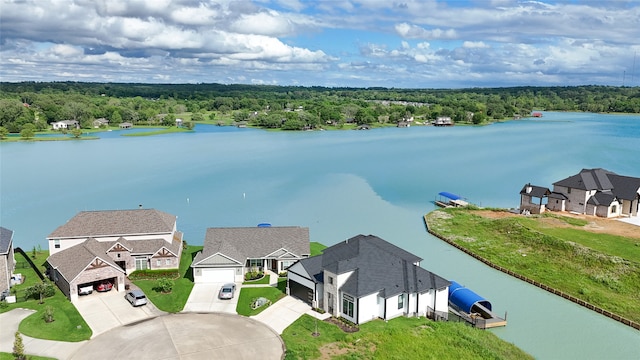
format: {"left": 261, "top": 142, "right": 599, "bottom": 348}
{"left": 194, "top": 268, "right": 235, "bottom": 283}
{"left": 287, "top": 270, "right": 315, "bottom": 289}
{"left": 356, "top": 292, "right": 380, "bottom": 324}
{"left": 384, "top": 294, "right": 405, "bottom": 320}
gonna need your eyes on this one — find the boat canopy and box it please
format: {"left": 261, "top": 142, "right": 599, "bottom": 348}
{"left": 438, "top": 192, "right": 463, "bottom": 201}
{"left": 448, "top": 280, "right": 492, "bottom": 313}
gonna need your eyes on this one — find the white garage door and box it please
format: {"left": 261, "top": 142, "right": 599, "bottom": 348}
{"left": 200, "top": 268, "right": 235, "bottom": 283}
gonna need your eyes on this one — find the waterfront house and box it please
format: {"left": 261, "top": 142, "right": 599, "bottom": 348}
{"left": 52, "top": 120, "right": 79, "bottom": 130}
{"left": 287, "top": 234, "right": 450, "bottom": 325}
{"left": 0, "top": 227, "right": 16, "bottom": 296}
{"left": 93, "top": 118, "right": 109, "bottom": 128}
{"left": 520, "top": 168, "right": 640, "bottom": 218}
{"left": 433, "top": 117, "right": 453, "bottom": 126}
{"left": 45, "top": 209, "right": 183, "bottom": 302}
{"left": 191, "top": 226, "right": 310, "bottom": 283}
{"left": 119, "top": 122, "right": 133, "bottom": 129}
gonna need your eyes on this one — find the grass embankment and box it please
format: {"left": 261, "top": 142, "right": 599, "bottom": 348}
{"left": 133, "top": 245, "right": 201, "bottom": 313}
{"left": 310, "top": 241, "right": 327, "bottom": 256}
{"left": 0, "top": 250, "right": 92, "bottom": 342}
{"left": 426, "top": 208, "right": 640, "bottom": 323}
{"left": 283, "top": 315, "right": 531, "bottom": 360}
{"left": 121, "top": 126, "right": 192, "bottom": 136}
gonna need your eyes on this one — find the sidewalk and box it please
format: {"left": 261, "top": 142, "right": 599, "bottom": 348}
{"left": 0, "top": 308, "right": 86, "bottom": 359}
{"left": 251, "top": 295, "right": 331, "bottom": 334}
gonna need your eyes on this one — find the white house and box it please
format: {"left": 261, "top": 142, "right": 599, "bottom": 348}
{"left": 287, "top": 234, "right": 450, "bottom": 325}
{"left": 51, "top": 120, "right": 79, "bottom": 130}
{"left": 191, "top": 226, "right": 310, "bottom": 283}
{"left": 0, "top": 227, "right": 16, "bottom": 297}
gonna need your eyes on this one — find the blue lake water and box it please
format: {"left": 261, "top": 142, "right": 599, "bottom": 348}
{"left": 1, "top": 112, "right": 639, "bottom": 358}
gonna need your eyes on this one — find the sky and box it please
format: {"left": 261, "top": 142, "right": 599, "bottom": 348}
{"left": 1, "top": 0, "right": 640, "bottom": 88}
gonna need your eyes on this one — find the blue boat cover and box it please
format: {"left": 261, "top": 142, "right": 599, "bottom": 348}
{"left": 438, "top": 192, "right": 462, "bottom": 200}
{"left": 257, "top": 223, "right": 272, "bottom": 227}
{"left": 448, "top": 281, "right": 492, "bottom": 313}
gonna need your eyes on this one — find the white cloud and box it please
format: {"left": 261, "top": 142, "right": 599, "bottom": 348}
{"left": 395, "top": 23, "right": 457, "bottom": 40}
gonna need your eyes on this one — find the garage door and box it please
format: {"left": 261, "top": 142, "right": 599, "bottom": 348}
{"left": 289, "top": 280, "right": 314, "bottom": 305}
{"left": 200, "top": 268, "right": 235, "bottom": 283}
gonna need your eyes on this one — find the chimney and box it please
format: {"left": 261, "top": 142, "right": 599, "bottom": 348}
{"left": 526, "top": 184, "right": 532, "bottom": 194}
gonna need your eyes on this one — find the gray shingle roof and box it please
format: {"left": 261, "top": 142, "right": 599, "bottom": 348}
{"left": 320, "top": 234, "right": 449, "bottom": 298}
{"left": 193, "top": 226, "right": 310, "bottom": 266}
{"left": 0, "top": 227, "right": 13, "bottom": 254}
{"left": 608, "top": 174, "right": 640, "bottom": 201}
{"left": 587, "top": 191, "right": 616, "bottom": 206}
{"left": 553, "top": 168, "right": 615, "bottom": 191}
{"left": 297, "top": 255, "right": 324, "bottom": 283}
{"left": 519, "top": 184, "right": 550, "bottom": 198}
{"left": 47, "top": 209, "right": 176, "bottom": 239}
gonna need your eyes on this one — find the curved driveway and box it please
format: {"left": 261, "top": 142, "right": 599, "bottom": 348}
{"left": 70, "top": 312, "right": 284, "bottom": 360}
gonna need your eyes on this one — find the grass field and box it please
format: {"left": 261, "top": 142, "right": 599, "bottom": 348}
{"left": 310, "top": 241, "right": 327, "bottom": 256}
{"left": 282, "top": 314, "right": 532, "bottom": 360}
{"left": 426, "top": 208, "right": 640, "bottom": 323}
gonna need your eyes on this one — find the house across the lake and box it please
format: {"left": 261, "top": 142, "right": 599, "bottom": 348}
{"left": 286, "top": 234, "right": 450, "bottom": 325}
{"left": 520, "top": 168, "right": 640, "bottom": 218}
{"left": 191, "top": 226, "right": 310, "bottom": 283}
{"left": 45, "top": 209, "right": 183, "bottom": 303}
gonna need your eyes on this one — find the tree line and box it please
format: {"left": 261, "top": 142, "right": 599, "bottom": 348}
{"left": 0, "top": 82, "right": 639, "bottom": 134}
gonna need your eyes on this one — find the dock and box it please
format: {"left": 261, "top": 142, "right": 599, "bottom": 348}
{"left": 435, "top": 192, "right": 470, "bottom": 208}
{"left": 448, "top": 280, "right": 507, "bottom": 329}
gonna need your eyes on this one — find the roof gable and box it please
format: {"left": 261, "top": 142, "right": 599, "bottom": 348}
{"left": 553, "top": 168, "right": 615, "bottom": 191}
{"left": 192, "top": 252, "right": 242, "bottom": 266}
{"left": 46, "top": 238, "right": 124, "bottom": 282}
{"left": 0, "top": 227, "right": 13, "bottom": 254}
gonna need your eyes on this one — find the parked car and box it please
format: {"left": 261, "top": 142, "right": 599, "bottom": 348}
{"left": 95, "top": 280, "right": 113, "bottom": 292}
{"left": 125, "top": 289, "right": 147, "bottom": 307}
{"left": 78, "top": 284, "right": 94, "bottom": 295}
{"left": 218, "top": 283, "right": 236, "bottom": 299}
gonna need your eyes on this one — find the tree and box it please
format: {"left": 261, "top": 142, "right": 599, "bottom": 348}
{"left": 191, "top": 112, "right": 204, "bottom": 122}
{"left": 70, "top": 128, "right": 83, "bottom": 138}
{"left": 0, "top": 126, "right": 8, "bottom": 139}
{"left": 184, "top": 121, "right": 195, "bottom": 130}
{"left": 20, "top": 124, "right": 35, "bottom": 139}
{"left": 13, "top": 331, "right": 26, "bottom": 360}
{"left": 111, "top": 110, "right": 123, "bottom": 125}
{"left": 25, "top": 282, "right": 55, "bottom": 303}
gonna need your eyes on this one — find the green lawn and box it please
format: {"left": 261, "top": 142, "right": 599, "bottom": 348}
{"left": 0, "top": 352, "right": 56, "bottom": 360}
{"left": 1, "top": 250, "right": 92, "bottom": 342}
{"left": 282, "top": 315, "right": 532, "bottom": 360}
{"left": 310, "top": 242, "right": 327, "bottom": 256}
{"left": 236, "top": 285, "right": 286, "bottom": 316}
{"left": 426, "top": 208, "right": 640, "bottom": 323}
{"left": 132, "top": 245, "right": 201, "bottom": 313}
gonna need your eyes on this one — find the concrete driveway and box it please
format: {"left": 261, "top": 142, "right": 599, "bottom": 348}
{"left": 183, "top": 282, "right": 240, "bottom": 313}
{"left": 252, "top": 295, "right": 329, "bottom": 334}
{"left": 69, "top": 312, "right": 284, "bottom": 360}
{"left": 74, "top": 289, "right": 163, "bottom": 338}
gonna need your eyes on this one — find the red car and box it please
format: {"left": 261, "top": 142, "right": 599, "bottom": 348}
{"left": 95, "top": 280, "right": 113, "bottom": 292}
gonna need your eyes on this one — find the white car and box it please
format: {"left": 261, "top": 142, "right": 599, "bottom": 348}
{"left": 125, "top": 289, "right": 147, "bottom": 307}
{"left": 218, "top": 283, "right": 236, "bottom": 299}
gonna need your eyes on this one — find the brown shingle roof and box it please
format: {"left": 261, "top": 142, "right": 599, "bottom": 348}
{"left": 46, "top": 238, "right": 123, "bottom": 283}
{"left": 193, "top": 226, "right": 309, "bottom": 265}
{"left": 48, "top": 209, "right": 176, "bottom": 239}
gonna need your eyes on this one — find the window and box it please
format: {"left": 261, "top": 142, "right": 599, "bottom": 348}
{"left": 135, "top": 257, "right": 148, "bottom": 271}
{"left": 342, "top": 294, "right": 354, "bottom": 318}
{"left": 54, "top": 240, "right": 60, "bottom": 249}
{"left": 567, "top": 188, "right": 571, "bottom": 194}
{"left": 398, "top": 294, "right": 404, "bottom": 309}
{"left": 165, "top": 258, "right": 172, "bottom": 266}
{"left": 328, "top": 276, "right": 334, "bottom": 285}
{"left": 248, "top": 259, "right": 262, "bottom": 268}
{"left": 117, "top": 253, "right": 121, "bottom": 258}
{"left": 156, "top": 259, "right": 162, "bottom": 266}
{"left": 327, "top": 292, "right": 334, "bottom": 314}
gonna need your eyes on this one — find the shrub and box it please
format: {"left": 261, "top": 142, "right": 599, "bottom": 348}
{"left": 43, "top": 306, "right": 55, "bottom": 323}
{"left": 155, "top": 277, "right": 175, "bottom": 293}
{"left": 128, "top": 269, "right": 179, "bottom": 280}
{"left": 25, "top": 282, "right": 55, "bottom": 303}
{"left": 13, "top": 331, "right": 26, "bottom": 360}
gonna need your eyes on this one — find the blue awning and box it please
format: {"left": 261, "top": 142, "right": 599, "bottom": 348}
{"left": 438, "top": 192, "right": 462, "bottom": 201}
{"left": 448, "top": 281, "right": 492, "bottom": 313}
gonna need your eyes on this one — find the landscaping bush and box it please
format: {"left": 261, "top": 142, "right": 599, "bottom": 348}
{"left": 128, "top": 269, "right": 179, "bottom": 280}
{"left": 42, "top": 306, "right": 54, "bottom": 323}
{"left": 155, "top": 277, "right": 174, "bottom": 293}
{"left": 244, "top": 271, "right": 264, "bottom": 281}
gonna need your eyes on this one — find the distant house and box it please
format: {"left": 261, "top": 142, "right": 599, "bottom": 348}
{"left": 191, "top": 226, "right": 310, "bottom": 283}
{"left": 519, "top": 183, "right": 551, "bottom": 214}
{"left": 520, "top": 168, "right": 640, "bottom": 218}
{"left": 119, "top": 122, "right": 133, "bottom": 129}
{"left": 287, "top": 234, "right": 450, "bottom": 325}
{"left": 52, "top": 120, "right": 79, "bottom": 130}
{"left": 433, "top": 117, "right": 453, "bottom": 126}
{"left": 175, "top": 118, "right": 183, "bottom": 127}
{"left": 356, "top": 124, "right": 371, "bottom": 130}
{"left": 45, "top": 209, "right": 183, "bottom": 303}
{"left": 0, "top": 227, "right": 16, "bottom": 296}
{"left": 397, "top": 121, "right": 410, "bottom": 128}
{"left": 93, "top": 118, "right": 109, "bottom": 128}
{"left": 532, "top": 112, "right": 543, "bottom": 117}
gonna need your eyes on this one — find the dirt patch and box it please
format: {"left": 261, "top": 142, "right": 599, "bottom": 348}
{"left": 475, "top": 210, "right": 640, "bottom": 239}
{"left": 318, "top": 342, "right": 352, "bottom": 360}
